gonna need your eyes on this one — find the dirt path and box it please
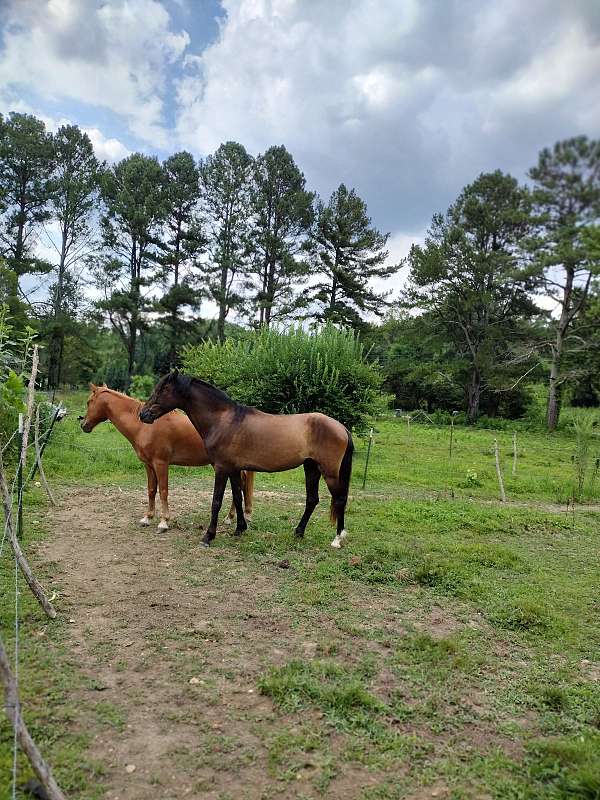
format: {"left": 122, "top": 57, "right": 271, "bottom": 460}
{"left": 36, "top": 486, "right": 387, "bottom": 800}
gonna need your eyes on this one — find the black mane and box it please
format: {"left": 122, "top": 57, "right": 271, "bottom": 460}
{"left": 172, "top": 373, "right": 251, "bottom": 417}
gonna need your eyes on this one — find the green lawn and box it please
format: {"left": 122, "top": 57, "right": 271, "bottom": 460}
{"left": 1, "top": 394, "right": 599, "bottom": 799}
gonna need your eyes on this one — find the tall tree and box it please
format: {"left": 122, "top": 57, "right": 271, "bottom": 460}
{"left": 249, "top": 145, "right": 314, "bottom": 326}
{"left": 405, "top": 170, "right": 536, "bottom": 421}
{"left": 46, "top": 124, "right": 100, "bottom": 388}
{"left": 527, "top": 137, "right": 600, "bottom": 431}
{"left": 200, "top": 142, "right": 253, "bottom": 340}
{"left": 305, "top": 184, "right": 394, "bottom": 329}
{"left": 158, "top": 151, "right": 204, "bottom": 367}
{"left": 0, "top": 112, "right": 54, "bottom": 301}
{"left": 97, "top": 153, "right": 166, "bottom": 387}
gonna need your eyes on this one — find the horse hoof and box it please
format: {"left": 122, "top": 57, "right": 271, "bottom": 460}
{"left": 200, "top": 539, "right": 210, "bottom": 548}
{"left": 157, "top": 520, "right": 169, "bottom": 532}
{"left": 233, "top": 528, "right": 246, "bottom": 537}
{"left": 330, "top": 530, "right": 348, "bottom": 549}
{"left": 139, "top": 517, "right": 151, "bottom": 527}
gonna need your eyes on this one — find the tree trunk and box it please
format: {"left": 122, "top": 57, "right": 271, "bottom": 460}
{"left": 47, "top": 228, "right": 69, "bottom": 388}
{"left": 467, "top": 367, "right": 481, "bottom": 422}
{"left": 217, "top": 262, "right": 228, "bottom": 342}
{"left": 547, "top": 266, "right": 574, "bottom": 432}
{"left": 547, "top": 337, "right": 564, "bottom": 432}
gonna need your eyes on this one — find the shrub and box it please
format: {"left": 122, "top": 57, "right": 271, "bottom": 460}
{"left": 182, "top": 324, "right": 384, "bottom": 431}
{"left": 129, "top": 373, "right": 157, "bottom": 400}
{"left": 0, "top": 305, "right": 36, "bottom": 461}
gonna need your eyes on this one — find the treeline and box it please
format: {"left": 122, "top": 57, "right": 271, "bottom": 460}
{"left": 0, "top": 112, "right": 395, "bottom": 389}
{"left": 1, "top": 111, "right": 599, "bottom": 431}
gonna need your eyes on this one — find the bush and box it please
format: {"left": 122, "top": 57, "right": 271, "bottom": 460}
{"left": 182, "top": 324, "right": 384, "bottom": 431}
{"left": 129, "top": 373, "right": 157, "bottom": 400}
{"left": 0, "top": 305, "right": 36, "bottom": 461}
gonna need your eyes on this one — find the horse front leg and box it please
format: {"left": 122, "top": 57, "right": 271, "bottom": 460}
{"left": 140, "top": 464, "right": 157, "bottom": 527}
{"left": 202, "top": 468, "right": 229, "bottom": 547}
{"left": 229, "top": 470, "right": 248, "bottom": 537}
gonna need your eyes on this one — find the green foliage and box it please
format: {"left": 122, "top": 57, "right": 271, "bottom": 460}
{"left": 305, "top": 183, "right": 395, "bottom": 329}
{"left": 405, "top": 170, "right": 537, "bottom": 421}
{"left": 0, "top": 304, "right": 35, "bottom": 457}
{"left": 182, "top": 324, "right": 383, "bottom": 431}
{"left": 201, "top": 141, "right": 253, "bottom": 339}
{"left": 249, "top": 145, "right": 315, "bottom": 325}
{"left": 129, "top": 373, "right": 157, "bottom": 400}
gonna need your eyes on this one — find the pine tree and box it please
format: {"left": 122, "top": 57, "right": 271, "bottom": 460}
{"left": 200, "top": 142, "right": 253, "bottom": 340}
{"left": 96, "top": 153, "right": 166, "bottom": 387}
{"left": 249, "top": 145, "right": 314, "bottom": 326}
{"left": 406, "top": 170, "right": 536, "bottom": 421}
{"left": 158, "top": 151, "right": 204, "bottom": 368}
{"left": 306, "top": 184, "right": 393, "bottom": 329}
{"left": 46, "top": 124, "right": 100, "bottom": 388}
{"left": 0, "top": 112, "right": 54, "bottom": 301}
{"left": 527, "top": 137, "right": 600, "bottom": 431}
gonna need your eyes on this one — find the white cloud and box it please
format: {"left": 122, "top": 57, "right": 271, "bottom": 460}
{"left": 174, "top": 0, "right": 600, "bottom": 236}
{"left": 0, "top": 0, "right": 190, "bottom": 147}
{"left": 83, "top": 127, "right": 130, "bottom": 162}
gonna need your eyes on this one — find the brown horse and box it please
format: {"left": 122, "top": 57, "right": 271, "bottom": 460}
{"left": 80, "top": 384, "right": 254, "bottom": 530}
{"left": 139, "top": 372, "right": 353, "bottom": 549}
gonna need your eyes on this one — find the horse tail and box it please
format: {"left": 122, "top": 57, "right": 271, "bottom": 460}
{"left": 330, "top": 430, "right": 354, "bottom": 524}
{"left": 242, "top": 469, "right": 255, "bottom": 514}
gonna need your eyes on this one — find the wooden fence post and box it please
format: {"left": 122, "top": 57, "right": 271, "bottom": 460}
{"left": 494, "top": 438, "right": 506, "bottom": 502}
{"left": 0, "top": 634, "right": 67, "bottom": 800}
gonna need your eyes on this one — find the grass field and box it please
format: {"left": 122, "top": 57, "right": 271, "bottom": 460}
{"left": 1, "top": 393, "right": 599, "bottom": 799}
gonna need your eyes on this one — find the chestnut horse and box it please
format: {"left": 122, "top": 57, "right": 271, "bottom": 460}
{"left": 139, "top": 372, "right": 353, "bottom": 549}
{"left": 80, "top": 384, "right": 254, "bottom": 530}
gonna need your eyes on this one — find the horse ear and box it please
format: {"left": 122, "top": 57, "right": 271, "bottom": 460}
{"left": 89, "top": 382, "right": 97, "bottom": 391}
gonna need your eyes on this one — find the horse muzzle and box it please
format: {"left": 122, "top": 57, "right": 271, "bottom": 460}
{"left": 80, "top": 418, "right": 93, "bottom": 433}
{"left": 139, "top": 408, "right": 156, "bottom": 424}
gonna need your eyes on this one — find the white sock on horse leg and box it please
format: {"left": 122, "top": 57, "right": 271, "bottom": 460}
{"left": 330, "top": 529, "right": 347, "bottom": 548}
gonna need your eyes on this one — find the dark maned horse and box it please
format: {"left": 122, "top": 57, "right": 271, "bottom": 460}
{"left": 139, "top": 372, "right": 353, "bottom": 549}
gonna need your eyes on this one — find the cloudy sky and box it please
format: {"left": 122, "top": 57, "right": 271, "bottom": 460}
{"left": 1, "top": 0, "right": 599, "bottom": 305}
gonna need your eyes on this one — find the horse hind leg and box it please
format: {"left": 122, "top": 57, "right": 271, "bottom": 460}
{"left": 323, "top": 475, "right": 349, "bottom": 549}
{"left": 295, "top": 460, "right": 320, "bottom": 538}
{"left": 229, "top": 471, "right": 248, "bottom": 538}
{"left": 140, "top": 464, "right": 157, "bottom": 527}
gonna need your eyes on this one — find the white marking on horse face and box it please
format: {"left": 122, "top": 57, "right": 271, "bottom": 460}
{"left": 139, "top": 516, "right": 151, "bottom": 527}
{"left": 157, "top": 519, "right": 169, "bottom": 531}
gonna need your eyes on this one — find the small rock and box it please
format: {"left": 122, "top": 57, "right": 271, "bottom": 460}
{"left": 125, "top": 764, "right": 136, "bottom": 773}
{"left": 68, "top": 618, "right": 75, "bottom": 624}
{"left": 277, "top": 559, "right": 290, "bottom": 569}
{"left": 189, "top": 677, "right": 201, "bottom": 685}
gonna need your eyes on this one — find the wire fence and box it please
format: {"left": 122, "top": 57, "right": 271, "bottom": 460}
{"left": 0, "top": 348, "right": 67, "bottom": 800}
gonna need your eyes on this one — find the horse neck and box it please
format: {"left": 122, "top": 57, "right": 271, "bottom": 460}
{"left": 102, "top": 392, "right": 144, "bottom": 444}
{"left": 181, "top": 384, "right": 229, "bottom": 438}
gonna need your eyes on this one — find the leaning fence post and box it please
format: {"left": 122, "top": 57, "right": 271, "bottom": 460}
{"left": 494, "top": 438, "right": 506, "bottom": 502}
{"left": 0, "top": 634, "right": 67, "bottom": 800}
{"left": 362, "top": 427, "right": 374, "bottom": 490}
